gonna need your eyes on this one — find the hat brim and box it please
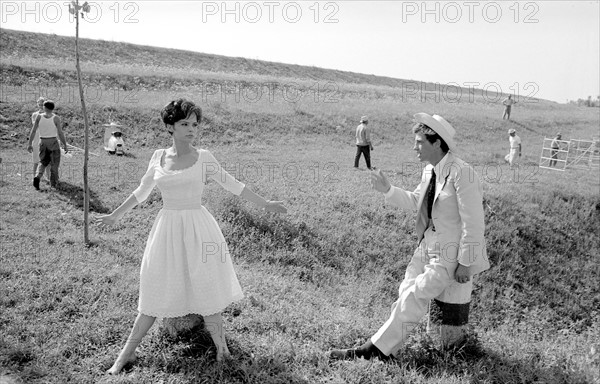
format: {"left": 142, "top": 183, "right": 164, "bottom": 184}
{"left": 413, "top": 113, "right": 456, "bottom": 152}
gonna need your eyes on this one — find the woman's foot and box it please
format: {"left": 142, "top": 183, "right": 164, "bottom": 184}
{"left": 106, "top": 351, "right": 136, "bottom": 375}
{"left": 106, "top": 313, "right": 155, "bottom": 375}
{"left": 215, "top": 343, "right": 231, "bottom": 362}
{"left": 216, "top": 350, "right": 231, "bottom": 362}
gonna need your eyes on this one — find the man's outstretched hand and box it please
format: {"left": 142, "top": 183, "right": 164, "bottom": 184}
{"left": 370, "top": 168, "right": 391, "bottom": 194}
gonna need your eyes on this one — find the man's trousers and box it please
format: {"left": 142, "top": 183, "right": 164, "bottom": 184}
{"left": 354, "top": 145, "right": 371, "bottom": 169}
{"left": 36, "top": 137, "right": 61, "bottom": 187}
{"left": 371, "top": 227, "right": 472, "bottom": 356}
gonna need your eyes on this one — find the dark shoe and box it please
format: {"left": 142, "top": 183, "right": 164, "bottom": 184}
{"left": 329, "top": 348, "right": 357, "bottom": 360}
{"left": 329, "top": 340, "right": 391, "bottom": 361}
{"left": 358, "top": 340, "right": 391, "bottom": 361}
{"left": 33, "top": 177, "right": 40, "bottom": 190}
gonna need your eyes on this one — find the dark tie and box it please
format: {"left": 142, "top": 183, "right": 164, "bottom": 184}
{"left": 426, "top": 169, "right": 436, "bottom": 219}
{"left": 416, "top": 169, "right": 436, "bottom": 241}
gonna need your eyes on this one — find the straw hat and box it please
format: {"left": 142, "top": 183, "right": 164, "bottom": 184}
{"left": 413, "top": 113, "right": 456, "bottom": 152}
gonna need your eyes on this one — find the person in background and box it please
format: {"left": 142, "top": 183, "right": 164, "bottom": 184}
{"left": 30, "top": 97, "right": 51, "bottom": 182}
{"left": 354, "top": 115, "right": 373, "bottom": 170}
{"left": 550, "top": 133, "right": 562, "bottom": 167}
{"left": 27, "top": 100, "right": 68, "bottom": 190}
{"left": 502, "top": 95, "right": 517, "bottom": 120}
{"left": 504, "top": 128, "right": 522, "bottom": 168}
{"left": 107, "top": 128, "right": 125, "bottom": 156}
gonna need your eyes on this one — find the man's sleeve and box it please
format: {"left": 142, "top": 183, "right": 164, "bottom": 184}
{"left": 384, "top": 183, "right": 420, "bottom": 211}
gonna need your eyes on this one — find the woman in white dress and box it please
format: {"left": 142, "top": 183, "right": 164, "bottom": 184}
{"left": 97, "top": 99, "right": 287, "bottom": 374}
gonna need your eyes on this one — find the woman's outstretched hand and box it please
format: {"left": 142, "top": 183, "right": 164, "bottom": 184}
{"left": 264, "top": 201, "right": 287, "bottom": 214}
{"left": 95, "top": 213, "right": 120, "bottom": 228}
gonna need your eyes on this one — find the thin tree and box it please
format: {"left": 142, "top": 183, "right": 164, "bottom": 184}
{"left": 69, "top": 0, "right": 92, "bottom": 244}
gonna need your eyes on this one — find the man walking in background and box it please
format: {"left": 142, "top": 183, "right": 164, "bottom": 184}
{"left": 30, "top": 97, "right": 51, "bottom": 182}
{"left": 504, "top": 128, "right": 522, "bottom": 168}
{"left": 27, "top": 100, "right": 68, "bottom": 190}
{"left": 354, "top": 116, "right": 373, "bottom": 169}
{"left": 330, "top": 113, "right": 489, "bottom": 361}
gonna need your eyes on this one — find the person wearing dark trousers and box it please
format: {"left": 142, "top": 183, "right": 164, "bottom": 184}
{"left": 27, "top": 100, "right": 68, "bottom": 190}
{"left": 30, "top": 97, "right": 51, "bottom": 181}
{"left": 550, "top": 133, "right": 562, "bottom": 167}
{"left": 354, "top": 116, "right": 373, "bottom": 169}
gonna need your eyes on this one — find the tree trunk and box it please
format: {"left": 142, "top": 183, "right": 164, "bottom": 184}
{"left": 74, "top": 1, "right": 91, "bottom": 245}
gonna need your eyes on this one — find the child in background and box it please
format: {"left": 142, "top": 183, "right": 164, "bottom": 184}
{"left": 107, "top": 129, "right": 125, "bottom": 155}
{"left": 96, "top": 98, "right": 287, "bottom": 374}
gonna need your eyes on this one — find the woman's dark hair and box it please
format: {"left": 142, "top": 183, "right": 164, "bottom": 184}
{"left": 412, "top": 123, "right": 449, "bottom": 153}
{"left": 161, "top": 98, "right": 202, "bottom": 127}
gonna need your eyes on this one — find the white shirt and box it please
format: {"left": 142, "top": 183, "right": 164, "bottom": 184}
{"left": 107, "top": 136, "right": 125, "bottom": 151}
{"left": 509, "top": 135, "right": 521, "bottom": 149}
{"left": 37, "top": 114, "right": 58, "bottom": 138}
{"left": 503, "top": 98, "right": 516, "bottom": 106}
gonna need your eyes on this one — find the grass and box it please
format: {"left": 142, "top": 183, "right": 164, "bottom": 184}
{"left": 1, "top": 29, "right": 599, "bottom": 383}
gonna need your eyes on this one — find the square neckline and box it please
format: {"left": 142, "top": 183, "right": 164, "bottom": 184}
{"left": 158, "top": 148, "right": 202, "bottom": 173}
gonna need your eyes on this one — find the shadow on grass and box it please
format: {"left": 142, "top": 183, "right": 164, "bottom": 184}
{"left": 219, "top": 196, "right": 347, "bottom": 273}
{"left": 53, "top": 181, "right": 111, "bottom": 214}
{"left": 398, "top": 334, "right": 590, "bottom": 383}
{"left": 105, "top": 152, "right": 137, "bottom": 159}
{"left": 127, "top": 322, "right": 311, "bottom": 383}
{"left": 0, "top": 338, "right": 45, "bottom": 383}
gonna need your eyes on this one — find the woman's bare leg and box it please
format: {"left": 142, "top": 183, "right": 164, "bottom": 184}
{"left": 107, "top": 313, "right": 156, "bottom": 374}
{"left": 204, "top": 313, "right": 230, "bottom": 361}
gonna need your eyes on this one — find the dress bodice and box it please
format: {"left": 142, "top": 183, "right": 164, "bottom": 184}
{"left": 132, "top": 149, "right": 245, "bottom": 210}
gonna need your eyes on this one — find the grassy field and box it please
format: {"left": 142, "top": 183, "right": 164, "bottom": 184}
{"left": 1, "top": 29, "right": 599, "bottom": 383}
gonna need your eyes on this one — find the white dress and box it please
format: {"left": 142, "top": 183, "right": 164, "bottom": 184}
{"left": 131, "top": 148, "right": 245, "bottom": 317}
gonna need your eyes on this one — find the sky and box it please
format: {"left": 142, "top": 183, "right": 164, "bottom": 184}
{"left": 1, "top": 0, "right": 599, "bottom": 103}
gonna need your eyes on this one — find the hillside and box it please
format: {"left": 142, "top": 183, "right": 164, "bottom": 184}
{"left": 1, "top": 28, "right": 418, "bottom": 87}
{"left": 1, "top": 28, "right": 554, "bottom": 105}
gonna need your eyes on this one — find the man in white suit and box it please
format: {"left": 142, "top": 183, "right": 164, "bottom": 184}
{"left": 330, "top": 113, "right": 490, "bottom": 360}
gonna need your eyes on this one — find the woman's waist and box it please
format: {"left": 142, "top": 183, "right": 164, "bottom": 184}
{"left": 160, "top": 199, "right": 205, "bottom": 210}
